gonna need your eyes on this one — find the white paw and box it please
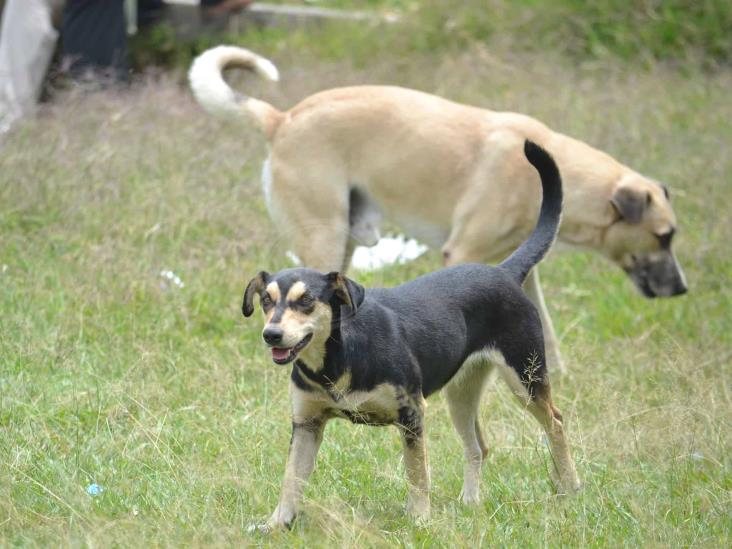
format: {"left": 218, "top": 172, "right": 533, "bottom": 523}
{"left": 248, "top": 506, "right": 296, "bottom": 533}
{"left": 460, "top": 486, "right": 481, "bottom": 505}
{"left": 553, "top": 470, "right": 581, "bottom": 495}
{"left": 407, "top": 498, "right": 431, "bottom": 523}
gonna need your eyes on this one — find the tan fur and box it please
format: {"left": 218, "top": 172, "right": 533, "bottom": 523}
{"left": 401, "top": 428, "right": 431, "bottom": 520}
{"left": 265, "top": 281, "right": 281, "bottom": 303}
{"left": 285, "top": 281, "right": 307, "bottom": 302}
{"left": 194, "top": 47, "right": 684, "bottom": 370}
{"left": 253, "top": 86, "right": 676, "bottom": 263}
{"left": 525, "top": 391, "right": 581, "bottom": 494}
{"left": 269, "top": 300, "right": 332, "bottom": 362}
{"left": 287, "top": 380, "right": 429, "bottom": 521}
{"left": 444, "top": 359, "right": 493, "bottom": 505}
{"left": 293, "top": 375, "right": 402, "bottom": 424}
{"left": 267, "top": 384, "right": 326, "bottom": 530}
{"left": 241, "top": 85, "right": 680, "bottom": 372}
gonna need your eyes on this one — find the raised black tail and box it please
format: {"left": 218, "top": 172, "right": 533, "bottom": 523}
{"left": 499, "top": 140, "right": 563, "bottom": 283}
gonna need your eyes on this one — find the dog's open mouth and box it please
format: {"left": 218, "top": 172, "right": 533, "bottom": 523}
{"left": 270, "top": 333, "right": 313, "bottom": 365}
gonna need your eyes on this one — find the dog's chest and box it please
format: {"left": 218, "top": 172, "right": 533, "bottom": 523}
{"left": 318, "top": 378, "right": 401, "bottom": 425}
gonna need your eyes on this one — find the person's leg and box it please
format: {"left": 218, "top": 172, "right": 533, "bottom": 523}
{"left": 0, "top": 0, "right": 60, "bottom": 133}
{"left": 62, "top": 0, "right": 128, "bottom": 83}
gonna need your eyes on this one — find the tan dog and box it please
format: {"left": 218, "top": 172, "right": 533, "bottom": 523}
{"left": 189, "top": 46, "right": 687, "bottom": 372}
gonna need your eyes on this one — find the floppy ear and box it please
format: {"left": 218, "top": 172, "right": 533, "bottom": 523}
{"left": 661, "top": 184, "right": 670, "bottom": 201}
{"left": 326, "top": 272, "right": 365, "bottom": 312}
{"left": 611, "top": 186, "right": 651, "bottom": 224}
{"left": 242, "top": 271, "right": 270, "bottom": 317}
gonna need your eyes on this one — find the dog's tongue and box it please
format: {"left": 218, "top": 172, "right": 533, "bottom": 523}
{"left": 271, "top": 347, "right": 290, "bottom": 361}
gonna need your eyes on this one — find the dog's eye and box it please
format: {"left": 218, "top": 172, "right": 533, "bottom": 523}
{"left": 261, "top": 294, "right": 273, "bottom": 308}
{"left": 298, "top": 294, "right": 314, "bottom": 308}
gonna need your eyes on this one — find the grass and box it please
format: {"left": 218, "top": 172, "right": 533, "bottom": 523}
{"left": 130, "top": 0, "right": 732, "bottom": 71}
{"left": 2, "top": 44, "right": 732, "bottom": 546}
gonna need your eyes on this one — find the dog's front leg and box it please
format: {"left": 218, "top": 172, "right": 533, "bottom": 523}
{"left": 266, "top": 416, "right": 326, "bottom": 530}
{"left": 523, "top": 268, "right": 566, "bottom": 374}
{"left": 398, "top": 405, "right": 430, "bottom": 521}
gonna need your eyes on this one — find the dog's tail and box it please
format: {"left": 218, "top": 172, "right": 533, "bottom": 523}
{"left": 188, "top": 45, "right": 283, "bottom": 138}
{"left": 499, "top": 140, "right": 563, "bottom": 284}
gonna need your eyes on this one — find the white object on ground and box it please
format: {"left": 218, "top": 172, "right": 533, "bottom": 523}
{"left": 285, "top": 235, "right": 428, "bottom": 271}
{"left": 160, "top": 270, "right": 185, "bottom": 290}
{"left": 285, "top": 250, "right": 302, "bottom": 266}
{"left": 351, "top": 235, "right": 428, "bottom": 271}
{"left": 0, "top": 0, "right": 61, "bottom": 134}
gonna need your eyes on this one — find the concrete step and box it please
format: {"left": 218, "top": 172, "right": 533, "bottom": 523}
{"left": 156, "top": 1, "right": 398, "bottom": 39}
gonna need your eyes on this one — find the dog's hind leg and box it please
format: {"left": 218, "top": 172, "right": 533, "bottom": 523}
{"left": 492, "top": 343, "right": 580, "bottom": 494}
{"left": 444, "top": 358, "right": 494, "bottom": 504}
{"left": 475, "top": 417, "right": 488, "bottom": 460}
{"left": 267, "top": 158, "right": 352, "bottom": 272}
{"left": 524, "top": 385, "right": 581, "bottom": 494}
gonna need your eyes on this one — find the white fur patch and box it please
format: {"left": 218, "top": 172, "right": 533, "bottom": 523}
{"left": 449, "top": 348, "right": 531, "bottom": 403}
{"left": 448, "top": 349, "right": 494, "bottom": 388}
{"left": 254, "top": 57, "right": 280, "bottom": 82}
{"left": 488, "top": 349, "right": 532, "bottom": 404}
{"left": 188, "top": 46, "right": 279, "bottom": 116}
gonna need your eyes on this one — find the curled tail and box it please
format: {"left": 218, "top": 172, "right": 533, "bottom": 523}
{"left": 188, "top": 45, "right": 283, "bottom": 138}
{"left": 499, "top": 140, "right": 563, "bottom": 283}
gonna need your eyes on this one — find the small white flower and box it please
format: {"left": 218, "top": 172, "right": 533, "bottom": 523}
{"left": 159, "top": 270, "right": 185, "bottom": 289}
{"left": 285, "top": 251, "right": 302, "bottom": 266}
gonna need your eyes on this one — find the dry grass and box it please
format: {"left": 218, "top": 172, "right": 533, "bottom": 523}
{"left": 1, "top": 48, "right": 731, "bottom": 546}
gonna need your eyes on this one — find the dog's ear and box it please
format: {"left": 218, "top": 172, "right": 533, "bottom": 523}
{"left": 611, "top": 186, "right": 651, "bottom": 224}
{"left": 661, "top": 184, "right": 670, "bottom": 201}
{"left": 326, "top": 272, "right": 365, "bottom": 312}
{"left": 242, "top": 271, "right": 270, "bottom": 317}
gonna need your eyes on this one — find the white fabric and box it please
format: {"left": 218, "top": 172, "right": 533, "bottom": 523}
{"left": 0, "top": 0, "right": 59, "bottom": 133}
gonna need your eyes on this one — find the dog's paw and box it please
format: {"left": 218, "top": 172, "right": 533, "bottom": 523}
{"left": 552, "top": 469, "right": 581, "bottom": 495}
{"left": 559, "top": 476, "right": 582, "bottom": 495}
{"left": 248, "top": 506, "right": 296, "bottom": 533}
{"left": 247, "top": 519, "right": 292, "bottom": 534}
{"left": 407, "top": 498, "right": 431, "bottom": 523}
{"left": 460, "top": 486, "right": 481, "bottom": 506}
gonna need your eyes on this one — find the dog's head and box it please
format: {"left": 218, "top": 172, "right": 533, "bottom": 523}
{"left": 242, "top": 268, "right": 365, "bottom": 365}
{"left": 604, "top": 174, "right": 687, "bottom": 298}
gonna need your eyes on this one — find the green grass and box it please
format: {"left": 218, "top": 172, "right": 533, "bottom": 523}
{"left": 2, "top": 45, "right": 732, "bottom": 546}
{"left": 130, "top": 0, "right": 732, "bottom": 71}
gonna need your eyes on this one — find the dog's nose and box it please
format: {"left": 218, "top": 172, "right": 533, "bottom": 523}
{"left": 672, "top": 282, "right": 688, "bottom": 296}
{"left": 263, "top": 326, "right": 284, "bottom": 345}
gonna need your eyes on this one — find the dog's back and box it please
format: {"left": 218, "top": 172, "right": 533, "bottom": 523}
{"left": 350, "top": 264, "right": 539, "bottom": 395}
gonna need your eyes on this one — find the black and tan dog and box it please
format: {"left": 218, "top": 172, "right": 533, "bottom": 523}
{"left": 243, "top": 142, "right": 580, "bottom": 530}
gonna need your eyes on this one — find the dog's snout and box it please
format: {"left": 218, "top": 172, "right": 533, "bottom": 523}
{"left": 263, "top": 326, "right": 284, "bottom": 345}
{"left": 673, "top": 281, "right": 688, "bottom": 296}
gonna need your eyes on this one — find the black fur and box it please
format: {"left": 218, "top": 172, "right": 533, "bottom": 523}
{"left": 283, "top": 264, "right": 547, "bottom": 398}
{"left": 499, "top": 140, "right": 563, "bottom": 284}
